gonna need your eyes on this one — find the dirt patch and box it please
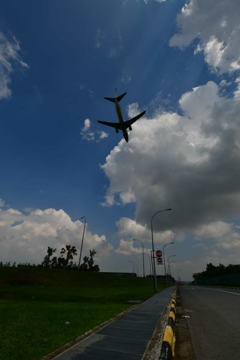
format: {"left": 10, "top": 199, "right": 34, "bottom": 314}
{"left": 175, "top": 289, "right": 196, "bottom": 360}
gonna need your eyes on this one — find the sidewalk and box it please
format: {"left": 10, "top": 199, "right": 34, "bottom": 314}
{"left": 53, "top": 287, "right": 175, "bottom": 360}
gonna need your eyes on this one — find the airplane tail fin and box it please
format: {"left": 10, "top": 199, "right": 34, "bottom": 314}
{"left": 104, "top": 92, "right": 127, "bottom": 103}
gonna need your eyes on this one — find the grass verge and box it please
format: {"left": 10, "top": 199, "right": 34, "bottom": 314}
{"left": 0, "top": 268, "right": 168, "bottom": 359}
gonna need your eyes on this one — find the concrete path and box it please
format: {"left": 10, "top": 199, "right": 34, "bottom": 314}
{"left": 53, "top": 287, "right": 175, "bottom": 360}
{"left": 180, "top": 286, "right": 240, "bottom": 360}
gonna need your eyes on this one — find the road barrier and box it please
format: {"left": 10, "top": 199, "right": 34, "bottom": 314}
{"left": 159, "top": 295, "right": 176, "bottom": 360}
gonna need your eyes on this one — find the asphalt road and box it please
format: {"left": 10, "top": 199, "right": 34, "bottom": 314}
{"left": 180, "top": 286, "right": 240, "bottom": 360}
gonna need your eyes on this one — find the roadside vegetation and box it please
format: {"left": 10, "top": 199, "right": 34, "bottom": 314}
{"left": 193, "top": 263, "right": 240, "bottom": 286}
{"left": 0, "top": 264, "right": 168, "bottom": 360}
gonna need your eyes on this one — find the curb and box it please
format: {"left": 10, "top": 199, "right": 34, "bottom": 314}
{"left": 142, "top": 288, "right": 176, "bottom": 360}
{"left": 159, "top": 294, "right": 176, "bottom": 360}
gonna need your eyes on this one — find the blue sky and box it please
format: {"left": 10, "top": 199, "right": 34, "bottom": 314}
{"left": 1, "top": 0, "right": 240, "bottom": 280}
{"left": 0, "top": 0, "right": 187, "bottom": 226}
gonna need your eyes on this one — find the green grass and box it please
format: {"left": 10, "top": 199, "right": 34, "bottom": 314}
{"left": 0, "top": 299, "right": 129, "bottom": 360}
{"left": 0, "top": 268, "right": 167, "bottom": 360}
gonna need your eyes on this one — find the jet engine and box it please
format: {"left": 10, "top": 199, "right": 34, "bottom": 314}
{"left": 129, "top": 125, "right": 132, "bottom": 131}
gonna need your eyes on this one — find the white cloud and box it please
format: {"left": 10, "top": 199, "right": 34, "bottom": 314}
{"left": 0, "top": 32, "right": 28, "bottom": 99}
{"left": 2, "top": 206, "right": 239, "bottom": 279}
{"left": 116, "top": 239, "right": 142, "bottom": 255}
{"left": 170, "top": 0, "right": 240, "bottom": 74}
{"left": 234, "top": 77, "right": 240, "bottom": 100}
{"left": 116, "top": 217, "right": 175, "bottom": 245}
{"left": 195, "top": 221, "right": 232, "bottom": 239}
{"left": 80, "top": 118, "right": 95, "bottom": 141}
{"left": 80, "top": 118, "right": 108, "bottom": 142}
{"left": 0, "top": 207, "right": 112, "bottom": 265}
{"left": 102, "top": 81, "right": 240, "bottom": 232}
{"left": 117, "top": 217, "right": 148, "bottom": 239}
{"left": 127, "top": 102, "right": 141, "bottom": 117}
{"left": 99, "top": 131, "right": 109, "bottom": 139}
{"left": 82, "top": 118, "right": 91, "bottom": 132}
{"left": 195, "top": 221, "right": 240, "bottom": 249}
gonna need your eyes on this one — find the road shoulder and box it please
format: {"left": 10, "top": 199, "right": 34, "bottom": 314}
{"left": 175, "top": 287, "right": 196, "bottom": 360}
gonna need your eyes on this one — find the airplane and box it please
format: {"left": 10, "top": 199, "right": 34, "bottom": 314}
{"left": 98, "top": 92, "right": 146, "bottom": 142}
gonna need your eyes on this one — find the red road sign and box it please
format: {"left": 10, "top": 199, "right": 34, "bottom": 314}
{"left": 156, "top": 250, "right": 163, "bottom": 265}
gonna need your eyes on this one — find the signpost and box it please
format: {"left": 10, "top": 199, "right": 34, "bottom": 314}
{"left": 156, "top": 250, "right": 163, "bottom": 265}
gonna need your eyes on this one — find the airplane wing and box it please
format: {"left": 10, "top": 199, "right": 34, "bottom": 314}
{"left": 124, "top": 111, "right": 146, "bottom": 128}
{"left": 104, "top": 92, "right": 127, "bottom": 103}
{"left": 98, "top": 120, "right": 121, "bottom": 129}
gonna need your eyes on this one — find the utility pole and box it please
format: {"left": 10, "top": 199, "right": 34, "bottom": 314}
{"left": 150, "top": 208, "right": 172, "bottom": 291}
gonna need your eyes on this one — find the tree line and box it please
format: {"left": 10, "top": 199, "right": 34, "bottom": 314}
{"left": 0, "top": 245, "right": 100, "bottom": 271}
{"left": 42, "top": 245, "right": 100, "bottom": 271}
{"left": 193, "top": 263, "right": 240, "bottom": 282}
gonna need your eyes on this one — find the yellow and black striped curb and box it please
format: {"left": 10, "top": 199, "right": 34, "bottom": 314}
{"left": 159, "top": 294, "right": 176, "bottom": 360}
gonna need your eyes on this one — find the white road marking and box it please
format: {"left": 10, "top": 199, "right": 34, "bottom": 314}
{"left": 191, "top": 287, "right": 240, "bottom": 296}
{"left": 220, "top": 290, "right": 240, "bottom": 296}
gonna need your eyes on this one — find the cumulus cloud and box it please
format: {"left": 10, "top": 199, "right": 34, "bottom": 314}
{"left": 102, "top": 81, "right": 240, "bottom": 232}
{"left": 99, "top": 131, "right": 109, "bottom": 139}
{"left": 234, "top": 77, "right": 240, "bottom": 100}
{"left": 170, "top": 0, "right": 240, "bottom": 74}
{"left": 116, "top": 239, "right": 142, "bottom": 255}
{"left": 0, "top": 32, "right": 28, "bottom": 99}
{"left": 80, "top": 118, "right": 109, "bottom": 142}
{"left": 195, "top": 221, "right": 240, "bottom": 249}
{"left": 0, "top": 207, "right": 112, "bottom": 265}
{"left": 117, "top": 217, "right": 175, "bottom": 244}
{"left": 80, "top": 118, "right": 95, "bottom": 141}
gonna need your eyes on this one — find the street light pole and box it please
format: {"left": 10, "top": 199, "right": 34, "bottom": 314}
{"left": 147, "top": 251, "right": 153, "bottom": 277}
{"left": 142, "top": 244, "right": 145, "bottom": 278}
{"left": 150, "top": 208, "right": 172, "bottom": 292}
{"left": 78, "top": 216, "right": 87, "bottom": 269}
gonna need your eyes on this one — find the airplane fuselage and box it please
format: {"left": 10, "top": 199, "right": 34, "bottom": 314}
{"left": 98, "top": 92, "right": 145, "bottom": 143}
{"left": 114, "top": 100, "right": 129, "bottom": 142}
{"left": 115, "top": 101, "right": 124, "bottom": 124}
